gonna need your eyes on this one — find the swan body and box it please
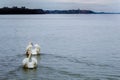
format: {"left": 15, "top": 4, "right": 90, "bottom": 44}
{"left": 23, "top": 51, "right": 37, "bottom": 69}
{"left": 31, "top": 44, "right": 40, "bottom": 55}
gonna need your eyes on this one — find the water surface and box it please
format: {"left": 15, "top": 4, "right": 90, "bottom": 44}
{"left": 0, "top": 14, "right": 120, "bottom": 80}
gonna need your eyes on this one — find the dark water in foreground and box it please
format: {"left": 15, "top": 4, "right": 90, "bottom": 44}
{"left": 0, "top": 14, "right": 120, "bottom": 80}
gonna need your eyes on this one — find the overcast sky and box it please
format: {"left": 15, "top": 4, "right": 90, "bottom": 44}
{"left": 0, "top": 0, "right": 120, "bottom": 12}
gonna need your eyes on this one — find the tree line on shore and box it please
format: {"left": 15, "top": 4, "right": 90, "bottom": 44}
{"left": 0, "top": 6, "right": 118, "bottom": 14}
{"left": 0, "top": 6, "right": 45, "bottom": 14}
{"left": 0, "top": 6, "right": 96, "bottom": 14}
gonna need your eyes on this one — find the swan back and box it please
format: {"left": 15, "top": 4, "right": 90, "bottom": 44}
{"left": 22, "top": 58, "right": 29, "bottom": 65}
{"left": 31, "top": 49, "right": 37, "bottom": 55}
{"left": 34, "top": 44, "right": 40, "bottom": 54}
{"left": 22, "top": 57, "right": 37, "bottom": 69}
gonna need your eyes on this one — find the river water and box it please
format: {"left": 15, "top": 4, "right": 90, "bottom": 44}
{"left": 0, "top": 14, "right": 120, "bottom": 80}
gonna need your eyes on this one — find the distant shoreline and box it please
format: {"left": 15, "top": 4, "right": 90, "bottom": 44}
{"left": 0, "top": 6, "right": 120, "bottom": 14}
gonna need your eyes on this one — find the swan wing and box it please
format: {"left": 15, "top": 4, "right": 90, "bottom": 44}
{"left": 27, "top": 58, "right": 37, "bottom": 68}
{"left": 26, "top": 45, "right": 32, "bottom": 51}
{"left": 31, "top": 49, "right": 37, "bottom": 55}
{"left": 27, "top": 62, "right": 35, "bottom": 68}
{"left": 32, "top": 57, "right": 37, "bottom": 64}
{"left": 22, "top": 58, "right": 29, "bottom": 65}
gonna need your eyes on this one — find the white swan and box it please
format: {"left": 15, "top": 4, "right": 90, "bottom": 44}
{"left": 31, "top": 44, "right": 40, "bottom": 55}
{"left": 26, "top": 42, "right": 33, "bottom": 52}
{"left": 23, "top": 51, "right": 37, "bottom": 69}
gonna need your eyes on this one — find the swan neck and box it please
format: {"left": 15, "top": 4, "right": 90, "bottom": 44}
{"left": 28, "top": 53, "right": 32, "bottom": 62}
